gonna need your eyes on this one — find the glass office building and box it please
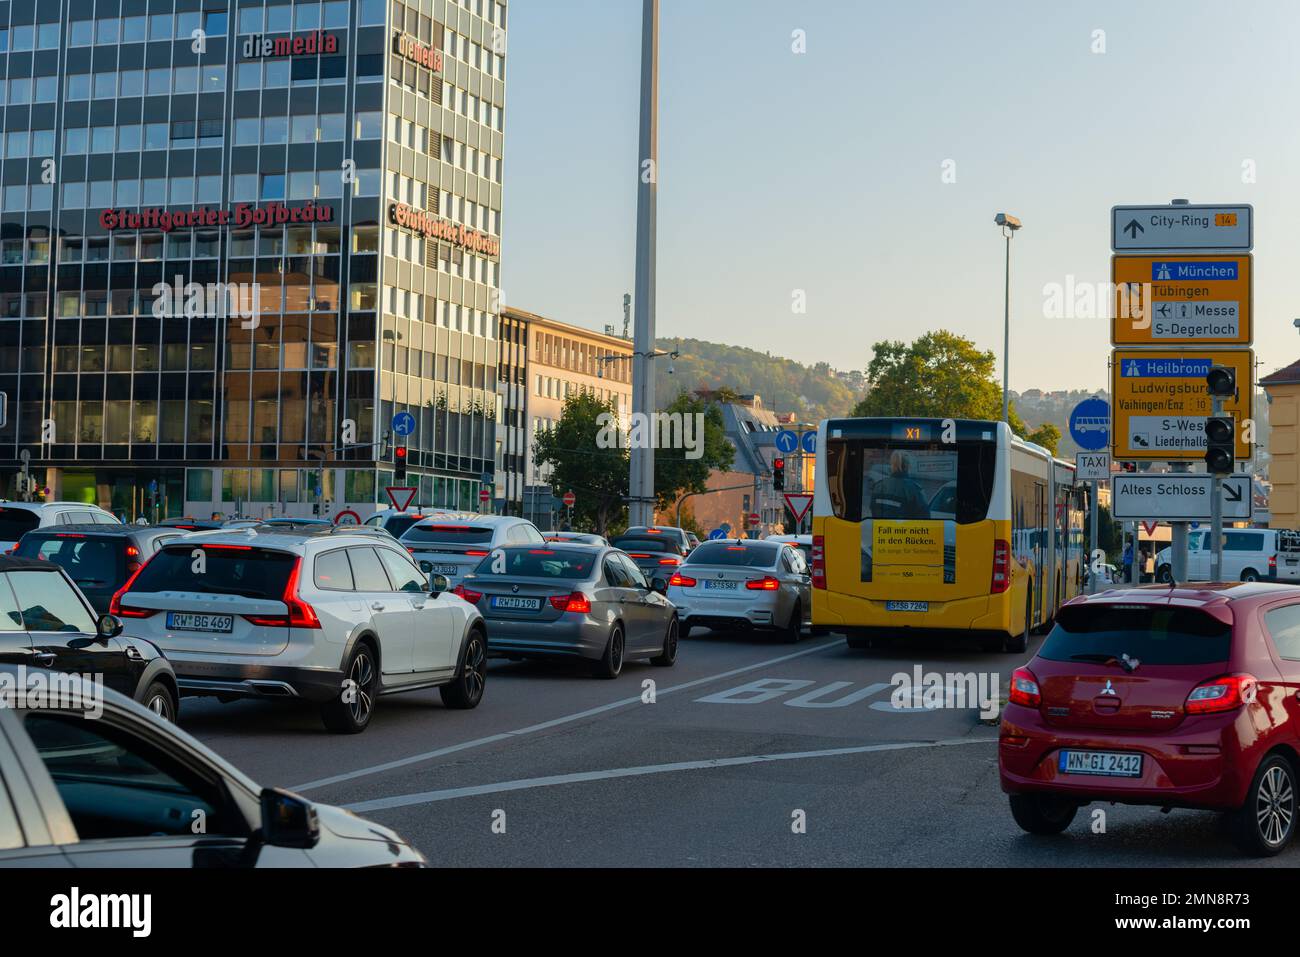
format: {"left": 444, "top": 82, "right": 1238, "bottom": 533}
{"left": 0, "top": 0, "right": 506, "bottom": 518}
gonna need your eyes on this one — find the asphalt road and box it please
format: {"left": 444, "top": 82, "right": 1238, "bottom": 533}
{"left": 177, "top": 629, "right": 1295, "bottom": 867}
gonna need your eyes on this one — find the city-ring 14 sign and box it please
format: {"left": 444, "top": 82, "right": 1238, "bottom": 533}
{"left": 389, "top": 203, "right": 500, "bottom": 258}
{"left": 100, "top": 201, "right": 335, "bottom": 232}
{"left": 1110, "top": 349, "right": 1253, "bottom": 461}
{"left": 1112, "top": 255, "right": 1251, "bottom": 346}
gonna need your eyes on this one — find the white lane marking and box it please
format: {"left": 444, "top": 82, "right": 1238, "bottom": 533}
{"left": 344, "top": 737, "right": 995, "bottom": 812}
{"left": 292, "top": 637, "right": 843, "bottom": 792}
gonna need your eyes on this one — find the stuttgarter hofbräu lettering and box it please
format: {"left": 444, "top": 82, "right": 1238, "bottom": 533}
{"left": 99, "top": 202, "right": 335, "bottom": 232}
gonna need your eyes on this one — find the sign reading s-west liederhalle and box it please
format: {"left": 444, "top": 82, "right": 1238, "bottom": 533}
{"left": 1110, "top": 349, "right": 1253, "bottom": 460}
{"left": 1112, "top": 255, "right": 1251, "bottom": 346}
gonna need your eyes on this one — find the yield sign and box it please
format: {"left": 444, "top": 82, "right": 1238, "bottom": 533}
{"left": 386, "top": 486, "right": 417, "bottom": 512}
{"left": 1141, "top": 521, "right": 1160, "bottom": 536}
{"left": 783, "top": 493, "right": 813, "bottom": 524}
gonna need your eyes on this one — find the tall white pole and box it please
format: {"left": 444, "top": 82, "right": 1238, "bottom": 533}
{"left": 628, "top": 0, "right": 659, "bottom": 528}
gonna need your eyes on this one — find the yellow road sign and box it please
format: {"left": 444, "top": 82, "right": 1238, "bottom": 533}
{"left": 1110, "top": 349, "right": 1253, "bottom": 460}
{"left": 1112, "top": 255, "right": 1251, "bottom": 346}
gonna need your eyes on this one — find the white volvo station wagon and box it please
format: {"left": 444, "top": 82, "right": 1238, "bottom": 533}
{"left": 110, "top": 526, "right": 488, "bottom": 733}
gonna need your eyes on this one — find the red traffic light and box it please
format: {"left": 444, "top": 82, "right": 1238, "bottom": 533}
{"left": 773, "top": 458, "right": 784, "bottom": 469}
{"left": 395, "top": 447, "right": 407, "bottom": 460}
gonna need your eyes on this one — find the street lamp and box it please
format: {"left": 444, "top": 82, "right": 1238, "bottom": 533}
{"left": 994, "top": 213, "right": 1022, "bottom": 423}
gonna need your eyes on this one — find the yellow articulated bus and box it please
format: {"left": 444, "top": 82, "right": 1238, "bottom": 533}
{"left": 810, "top": 417, "right": 1086, "bottom": 652}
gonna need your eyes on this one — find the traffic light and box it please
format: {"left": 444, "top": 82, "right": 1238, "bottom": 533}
{"left": 1118, "top": 461, "right": 1136, "bottom": 473}
{"left": 772, "top": 457, "right": 785, "bottom": 491}
{"left": 1205, "top": 365, "right": 1236, "bottom": 398}
{"left": 1204, "top": 416, "right": 1235, "bottom": 475}
{"left": 394, "top": 445, "right": 408, "bottom": 484}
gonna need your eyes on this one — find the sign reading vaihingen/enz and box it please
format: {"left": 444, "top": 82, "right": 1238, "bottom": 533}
{"left": 1111, "top": 204, "right": 1252, "bottom": 252}
{"left": 1110, "top": 349, "right": 1253, "bottom": 461}
{"left": 1112, "top": 474, "right": 1252, "bottom": 522}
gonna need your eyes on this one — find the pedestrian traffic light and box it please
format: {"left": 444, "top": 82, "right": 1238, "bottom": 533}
{"left": 1204, "top": 416, "right": 1235, "bottom": 475}
{"left": 394, "top": 445, "right": 408, "bottom": 484}
{"left": 772, "top": 457, "right": 785, "bottom": 491}
{"left": 1205, "top": 365, "right": 1236, "bottom": 398}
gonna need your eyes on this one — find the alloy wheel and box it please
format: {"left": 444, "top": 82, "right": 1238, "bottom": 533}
{"left": 463, "top": 637, "right": 486, "bottom": 703}
{"left": 1256, "top": 765, "right": 1295, "bottom": 847}
{"left": 349, "top": 650, "right": 376, "bottom": 724}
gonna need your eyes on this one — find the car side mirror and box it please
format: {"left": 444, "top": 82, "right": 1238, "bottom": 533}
{"left": 96, "top": 613, "right": 123, "bottom": 639}
{"left": 428, "top": 572, "right": 449, "bottom": 596}
{"left": 259, "top": 787, "right": 320, "bottom": 849}
{"left": 650, "top": 579, "right": 667, "bottom": 596}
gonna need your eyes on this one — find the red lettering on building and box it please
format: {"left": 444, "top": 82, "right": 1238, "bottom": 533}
{"left": 99, "top": 203, "right": 334, "bottom": 233}
{"left": 388, "top": 203, "right": 499, "bottom": 258}
{"left": 393, "top": 32, "right": 444, "bottom": 73}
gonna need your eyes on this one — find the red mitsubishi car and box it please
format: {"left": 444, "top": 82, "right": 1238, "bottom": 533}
{"left": 1000, "top": 582, "right": 1300, "bottom": 856}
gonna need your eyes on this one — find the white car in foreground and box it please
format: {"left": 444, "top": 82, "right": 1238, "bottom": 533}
{"left": 111, "top": 526, "right": 488, "bottom": 733}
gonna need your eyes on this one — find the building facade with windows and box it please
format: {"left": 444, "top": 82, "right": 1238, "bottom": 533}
{"left": 501, "top": 306, "right": 632, "bottom": 530}
{"left": 0, "top": 0, "right": 506, "bottom": 520}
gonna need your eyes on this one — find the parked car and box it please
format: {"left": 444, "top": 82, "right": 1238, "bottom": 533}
{"left": 1156, "top": 528, "right": 1278, "bottom": 583}
{"left": 0, "top": 555, "right": 177, "bottom": 719}
{"left": 609, "top": 534, "right": 685, "bottom": 590}
{"left": 0, "top": 666, "right": 425, "bottom": 867}
{"left": 625, "top": 526, "right": 692, "bottom": 555}
{"left": 0, "top": 501, "right": 120, "bottom": 552}
{"left": 666, "top": 539, "right": 811, "bottom": 642}
{"left": 14, "top": 523, "right": 186, "bottom": 613}
{"left": 457, "top": 543, "right": 677, "bottom": 677}
{"left": 544, "top": 531, "right": 609, "bottom": 547}
{"left": 402, "top": 515, "right": 545, "bottom": 588}
{"left": 109, "top": 526, "right": 487, "bottom": 733}
{"left": 1000, "top": 583, "right": 1300, "bottom": 856}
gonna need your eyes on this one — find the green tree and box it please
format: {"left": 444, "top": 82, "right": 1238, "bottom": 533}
{"left": 654, "top": 391, "right": 735, "bottom": 513}
{"left": 853, "top": 330, "right": 1061, "bottom": 453}
{"left": 533, "top": 392, "right": 628, "bottom": 536}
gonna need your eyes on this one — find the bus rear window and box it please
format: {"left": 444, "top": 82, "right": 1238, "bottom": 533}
{"left": 826, "top": 439, "right": 995, "bottom": 524}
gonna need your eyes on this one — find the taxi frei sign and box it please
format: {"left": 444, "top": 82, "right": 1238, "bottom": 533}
{"left": 1110, "top": 350, "right": 1252, "bottom": 461}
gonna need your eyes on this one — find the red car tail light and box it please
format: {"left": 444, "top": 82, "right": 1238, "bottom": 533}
{"left": 465, "top": 549, "right": 490, "bottom": 557}
{"left": 991, "top": 539, "right": 1011, "bottom": 593}
{"left": 746, "top": 576, "right": 781, "bottom": 591}
{"left": 452, "top": 584, "right": 482, "bottom": 604}
{"left": 658, "top": 557, "right": 680, "bottom": 565}
{"left": 1186, "top": 674, "right": 1257, "bottom": 715}
{"left": 811, "top": 535, "right": 826, "bottom": 590}
{"left": 668, "top": 573, "right": 696, "bottom": 588}
{"left": 109, "top": 558, "right": 157, "bottom": 618}
{"left": 549, "top": 592, "right": 591, "bottom": 613}
{"left": 283, "top": 558, "right": 321, "bottom": 629}
{"left": 1008, "top": 667, "right": 1041, "bottom": 707}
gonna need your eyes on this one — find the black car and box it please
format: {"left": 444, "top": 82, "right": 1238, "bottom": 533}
{"left": 0, "top": 555, "right": 178, "bottom": 718}
{"left": 14, "top": 523, "right": 186, "bottom": 613}
{"left": 0, "top": 666, "right": 425, "bottom": 867}
{"left": 609, "top": 534, "right": 686, "bottom": 589}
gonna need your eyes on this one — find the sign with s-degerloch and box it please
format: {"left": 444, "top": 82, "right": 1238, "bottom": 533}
{"left": 1112, "top": 255, "right": 1251, "bottom": 346}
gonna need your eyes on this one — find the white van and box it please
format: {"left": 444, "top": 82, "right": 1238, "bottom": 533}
{"left": 1155, "top": 528, "right": 1278, "bottom": 583}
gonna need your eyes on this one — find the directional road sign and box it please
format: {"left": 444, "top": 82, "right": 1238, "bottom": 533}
{"left": 1112, "top": 474, "right": 1252, "bottom": 522}
{"left": 1068, "top": 397, "right": 1110, "bottom": 451}
{"left": 1112, "top": 255, "right": 1251, "bottom": 346}
{"left": 708, "top": 528, "right": 726, "bottom": 541}
{"left": 1075, "top": 452, "right": 1110, "bottom": 482}
{"left": 1110, "top": 349, "right": 1253, "bottom": 461}
{"left": 801, "top": 431, "right": 816, "bottom": 454}
{"left": 391, "top": 411, "right": 416, "bottom": 437}
{"left": 1112, "top": 204, "right": 1252, "bottom": 252}
{"left": 775, "top": 430, "right": 799, "bottom": 454}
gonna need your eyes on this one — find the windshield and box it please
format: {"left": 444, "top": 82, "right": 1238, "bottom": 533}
{"left": 471, "top": 548, "right": 596, "bottom": 579}
{"left": 1040, "top": 605, "right": 1231, "bottom": 666}
{"left": 686, "top": 542, "right": 780, "bottom": 568}
{"left": 130, "top": 545, "right": 296, "bottom": 600}
{"left": 17, "top": 534, "right": 123, "bottom": 587}
{"left": 826, "top": 436, "right": 995, "bottom": 524}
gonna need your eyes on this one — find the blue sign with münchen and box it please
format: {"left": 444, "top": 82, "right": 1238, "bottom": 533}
{"left": 1151, "top": 261, "right": 1237, "bottom": 281}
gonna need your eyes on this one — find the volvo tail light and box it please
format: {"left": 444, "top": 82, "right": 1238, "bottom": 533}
{"left": 1186, "top": 674, "right": 1257, "bottom": 715}
{"left": 811, "top": 535, "right": 826, "bottom": 590}
{"left": 1008, "top": 667, "right": 1041, "bottom": 707}
{"left": 109, "top": 560, "right": 156, "bottom": 618}
{"left": 242, "top": 557, "right": 321, "bottom": 628}
{"left": 991, "top": 540, "right": 1011, "bottom": 594}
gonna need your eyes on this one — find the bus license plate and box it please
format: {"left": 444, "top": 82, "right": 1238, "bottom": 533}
{"left": 1058, "top": 750, "right": 1143, "bottom": 778}
{"left": 886, "top": 601, "right": 928, "bottom": 612}
{"left": 167, "top": 612, "right": 234, "bottom": 633}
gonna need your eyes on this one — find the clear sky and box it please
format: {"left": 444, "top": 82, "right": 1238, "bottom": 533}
{"left": 501, "top": 0, "right": 1300, "bottom": 393}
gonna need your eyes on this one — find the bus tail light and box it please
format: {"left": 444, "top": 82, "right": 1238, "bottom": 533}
{"left": 811, "top": 535, "right": 826, "bottom": 590}
{"left": 991, "top": 540, "right": 1010, "bottom": 593}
